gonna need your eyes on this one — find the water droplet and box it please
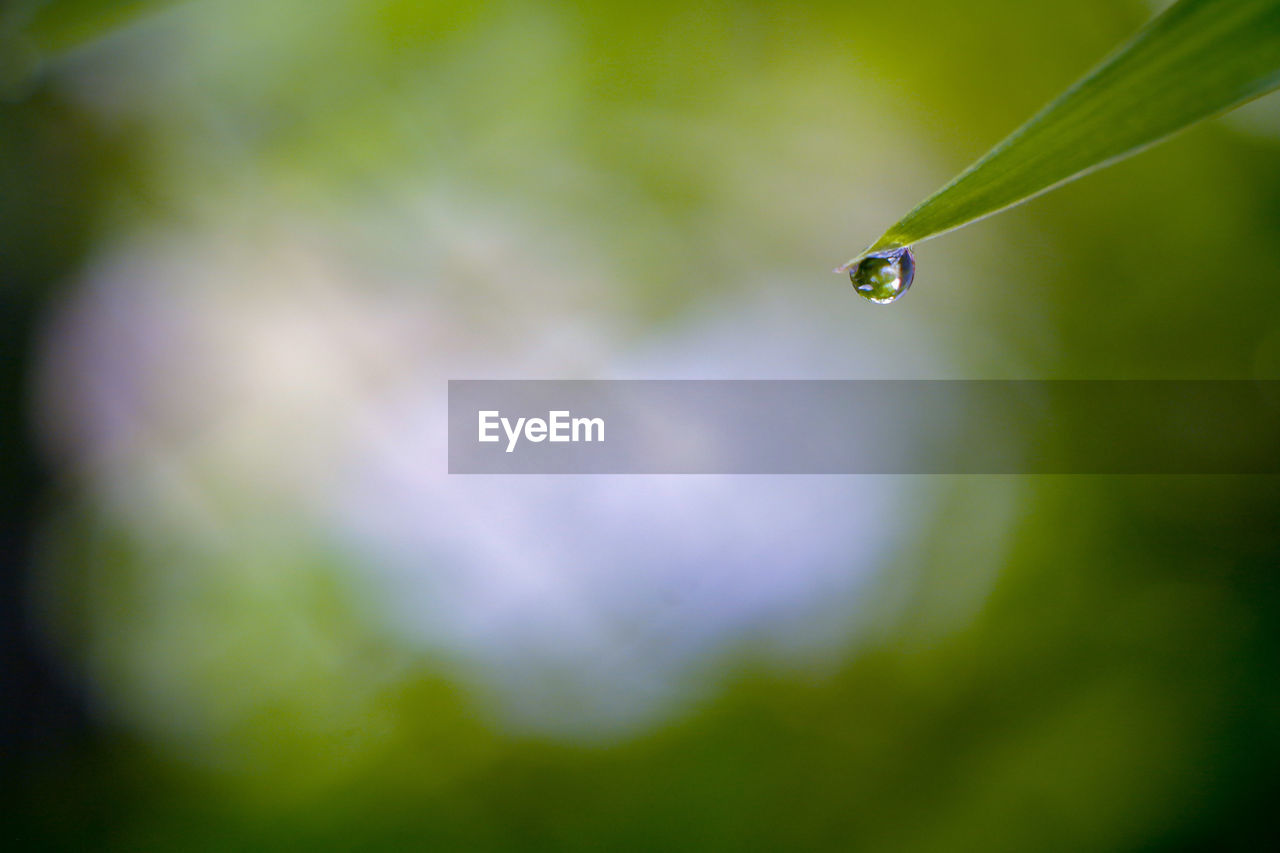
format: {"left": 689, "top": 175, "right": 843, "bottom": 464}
{"left": 849, "top": 247, "right": 915, "bottom": 304}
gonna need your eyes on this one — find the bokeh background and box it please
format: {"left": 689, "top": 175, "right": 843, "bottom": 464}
{"left": 4, "top": 0, "right": 1280, "bottom": 848}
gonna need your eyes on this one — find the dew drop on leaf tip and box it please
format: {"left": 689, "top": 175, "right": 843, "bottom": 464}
{"left": 848, "top": 247, "right": 915, "bottom": 305}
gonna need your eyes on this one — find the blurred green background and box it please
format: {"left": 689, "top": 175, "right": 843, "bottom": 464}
{"left": 4, "top": 0, "right": 1280, "bottom": 849}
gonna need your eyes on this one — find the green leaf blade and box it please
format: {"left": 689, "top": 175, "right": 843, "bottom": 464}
{"left": 845, "top": 0, "right": 1280, "bottom": 267}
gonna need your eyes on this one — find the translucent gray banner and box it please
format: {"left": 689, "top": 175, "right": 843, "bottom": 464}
{"left": 447, "top": 381, "right": 1280, "bottom": 474}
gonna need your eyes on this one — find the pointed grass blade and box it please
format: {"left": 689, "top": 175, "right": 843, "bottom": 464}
{"left": 840, "top": 0, "right": 1280, "bottom": 271}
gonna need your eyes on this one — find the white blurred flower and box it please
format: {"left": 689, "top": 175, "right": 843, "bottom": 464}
{"left": 35, "top": 194, "right": 1004, "bottom": 747}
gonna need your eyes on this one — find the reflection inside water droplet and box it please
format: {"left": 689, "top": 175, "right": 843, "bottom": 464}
{"left": 849, "top": 247, "right": 915, "bottom": 304}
